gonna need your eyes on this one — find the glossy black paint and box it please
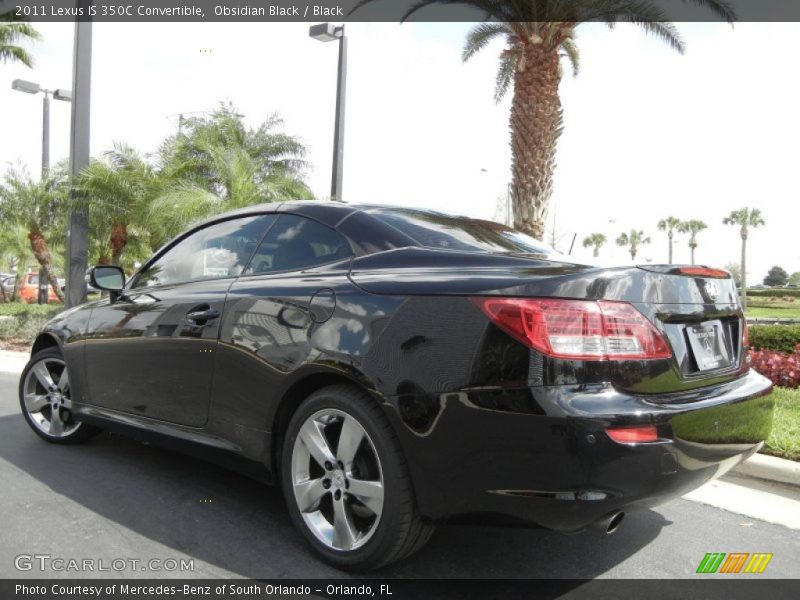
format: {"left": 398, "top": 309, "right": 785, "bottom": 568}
{"left": 31, "top": 201, "right": 774, "bottom": 532}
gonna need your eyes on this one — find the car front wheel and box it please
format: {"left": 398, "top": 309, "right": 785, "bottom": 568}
{"left": 19, "top": 347, "right": 100, "bottom": 444}
{"left": 281, "top": 385, "right": 433, "bottom": 571}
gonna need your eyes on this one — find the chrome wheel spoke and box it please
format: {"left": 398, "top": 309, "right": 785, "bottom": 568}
{"left": 294, "top": 477, "right": 328, "bottom": 513}
{"left": 298, "top": 419, "right": 336, "bottom": 469}
{"left": 49, "top": 407, "right": 64, "bottom": 436}
{"left": 24, "top": 393, "right": 48, "bottom": 413}
{"left": 32, "top": 362, "right": 55, "bottom": 390}
{"left": 332, "top": 496, "right": 358, "bottom": 550}
{"left": 337, "top": 415, "right": 365, "bottom": 468}
{"left": 292, "top": 408, "right": 384, "bottom": 553}
{"left": 57, "top": 368, "right": 69, "bottom": 394}
{"left": 348, "top": 478, "right": 384, "bottom": 516}
{"left": 22, "top": 357, "right": 81, "bottom": 439}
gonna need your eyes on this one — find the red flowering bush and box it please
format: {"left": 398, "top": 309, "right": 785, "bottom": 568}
{"left": 749, "top": 344, "right": 800, "bottom": 388}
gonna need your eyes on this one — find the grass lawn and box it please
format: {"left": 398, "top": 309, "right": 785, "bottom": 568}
{"left": 764, "top": 387, "right": 800, "bottom": 461}
{"left": 746, "top": 306, "right": 800, "bottom": 318}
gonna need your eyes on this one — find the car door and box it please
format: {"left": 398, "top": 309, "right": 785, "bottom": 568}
{"left": 209, "top": 214, "right": 355, "bottom": 432}
{"left": 83, "top": 214, "right": 277, "bottom": 427}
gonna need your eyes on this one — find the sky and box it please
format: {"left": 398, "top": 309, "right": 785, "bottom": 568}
{"left": 1, "top": 21, "right": 798, "bottom": 282}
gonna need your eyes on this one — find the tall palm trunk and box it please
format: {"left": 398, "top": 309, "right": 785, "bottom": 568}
{"left": 593, "top": 246, "right": 599, "bottom": 258}
{"left": 110, "top": 223, "right": 128, "bottom": 266}
{"left": 740, "top": 229, "right": 747, "bottom": 310}
{"left": 690, "top": 243, "right": 696, "bottom": 265}
{"left": 510, "top": 43, "right": 563, "bottom": 240}
{"left": 27, "top": 228, "right": 64, "bottom": 303}
{"left": 630, "top": 247, "right": 636, "bottom": 261}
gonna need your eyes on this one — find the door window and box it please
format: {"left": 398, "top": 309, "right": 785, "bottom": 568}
{"left": 132, "top": 215, "right": 276, "bottom": 288}
{"left": 245, "top": 215, "right": 353, "bottom": 274}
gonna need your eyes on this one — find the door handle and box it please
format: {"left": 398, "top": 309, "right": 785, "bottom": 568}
{"left": 186, "top": 307, "right": 220, "bottom": 325}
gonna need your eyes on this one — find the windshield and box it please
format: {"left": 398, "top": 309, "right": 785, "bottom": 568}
{"left": 369, "top": 208, "right": 557, "bottom": 255}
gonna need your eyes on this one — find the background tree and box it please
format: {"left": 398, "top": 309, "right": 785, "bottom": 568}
{"left": 616, "top": 230, "right": 650, "bottom": 262}
{"left": 763, "top": 266, "right": 788, "bottom": 287}
{"left": 724, "top": 262, "right": 742, "bottom": 288}
{"left": 678, "top": 219, "right": 707, "bottom": 265}
{"left": 789, "top": 272, "right": 800, "bottom": 287}
{"left": 77, "top": 144, "right": 163, "bottom": 268}
{"left": 0, "top": 224, "right": 34, "bottom": 301}
{"left": 0, "top": 166, "right": 67, "bottom": 301}
{"left": 582, "top": 232, "right": 606, "bottom": 257}
{"left": 657, "top": 216, "right": 681, "bottom": 263}
{"left": 151, "top": 104, "right": 313, "bottom": 246}
{"left": 724, "top": 208, "right": 765, "bottom": 309}
{"left": 353, "top": 1, "right": 735, "bottom": 239}
{"left": 0, "top": 13, "right": 40, "bottom": 67}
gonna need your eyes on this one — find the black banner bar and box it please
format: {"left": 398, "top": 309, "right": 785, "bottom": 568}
{"left": 3, "top": 579, "right": 800, "bottom": 600}
{"left": 5, "top": 0, "right": 800, "bottom": 23}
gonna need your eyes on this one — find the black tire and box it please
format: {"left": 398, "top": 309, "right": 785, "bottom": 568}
{"left": 281, "top": 384, "right": 434, "bottom": 571}
{"left": 19, "top": 347, "right": 101, "bottom": 445}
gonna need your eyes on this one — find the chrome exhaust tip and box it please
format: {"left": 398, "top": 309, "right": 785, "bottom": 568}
{"left": 593, "top": 511, "right": 625, "bottom": 534}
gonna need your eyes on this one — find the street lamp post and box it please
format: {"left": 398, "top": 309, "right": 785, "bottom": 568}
{"left": 310, "top": 22, "right": 347, "bottom": 202}
{"left": 66, "top": 16, "right": 93, "bottom": 309}
{"left": 11, "top": 79, "right": 72, "bottom": 304}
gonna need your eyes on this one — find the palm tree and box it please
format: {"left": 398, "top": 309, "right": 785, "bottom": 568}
{"left": 0, "top": 166, "right": 67, "bottom": 302}
{"left": 724, "top": 208, "right": 765, "bottom": 309}
{"left": 152, "top": 104, "right": 314, "bottom": 245}
{"left": 582, "top": 233, "right": 606, "bottom": 257}
{"left": 0, "top": 223, "right": 34, "bottom": 301}
{"left": 657, "top": 216, "right": 682, "bottom": 263}
{"left": 0, "top": 13, "right": 41, "bottom": 68}
{"left": 76, "top": 144, "right": 163, "bottom": 267}
{"left": 616, "top": 230, "right": 650, "bottom": 262}
{"left": 678, "top": 220, "right": 707, "bottom": 265}
{"left": 353, "top": 1, "right": 734, "bottom": 239}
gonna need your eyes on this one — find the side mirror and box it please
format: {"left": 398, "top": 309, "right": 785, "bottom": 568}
{"left": 89, "top": 265, "right": 125, "bottom": 292}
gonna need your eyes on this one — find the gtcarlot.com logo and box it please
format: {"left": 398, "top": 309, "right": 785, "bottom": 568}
{"left": 696, "top": 552, "right": 773, "bottom": 574}
{"left": 14, "top": 554, "right": 194, "bottom": 573}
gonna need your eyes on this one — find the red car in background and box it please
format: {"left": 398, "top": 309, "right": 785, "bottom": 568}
{"left": 14, "top": 273, "right": 62, "bottom": 304}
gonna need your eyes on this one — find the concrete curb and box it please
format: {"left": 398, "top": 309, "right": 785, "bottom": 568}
{"left": 732, "top": 452, "right": 800, "bottom": 488}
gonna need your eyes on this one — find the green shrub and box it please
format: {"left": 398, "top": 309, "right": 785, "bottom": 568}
{"left": 0, "top": 303, "right": 63, "bottom": 318}
{"left": 748, "top": 289, "right": 800, "bottom": 299}
{"left": 0, "top": 303, "right": 64, "bottom": 343}
{"left": 749, "top": 324, "right": 800, "bottom": 354}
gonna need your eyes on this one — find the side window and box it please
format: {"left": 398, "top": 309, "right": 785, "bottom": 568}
{"left": 132, "top": 215, "right": 276, "bottom": 288}
{"left": 245, "top": 215, "right": 353, "bottom": 274}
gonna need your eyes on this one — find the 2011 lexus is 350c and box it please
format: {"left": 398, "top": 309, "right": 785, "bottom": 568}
{"left": 20, "top": 202, "right": 774, "bottom": 570}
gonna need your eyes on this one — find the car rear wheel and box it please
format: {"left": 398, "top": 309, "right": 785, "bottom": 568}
{"left": 19, "top": 348, "right": 101, "bottom": 444}
{"left": 281, "top": 385, "right": 433, "bottom": 571}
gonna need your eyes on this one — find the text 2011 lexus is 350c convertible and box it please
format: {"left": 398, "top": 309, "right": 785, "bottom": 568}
{"left": 20, "top": 202, "right": 773, "bottom": 570}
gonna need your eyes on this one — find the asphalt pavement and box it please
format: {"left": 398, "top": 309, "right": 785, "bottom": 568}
{"left": 1, "top": 371, "right": 798, "bottom": 580}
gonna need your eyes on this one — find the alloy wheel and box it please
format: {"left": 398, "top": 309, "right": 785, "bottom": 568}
{"left": 291, "top": 408, "right": 384, "bottom": 552}
{"left": 22, "top": 356, "right": 81, "bottom": 438}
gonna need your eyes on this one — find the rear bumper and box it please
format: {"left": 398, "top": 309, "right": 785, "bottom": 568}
{"left": 388, "top": 370, "right": 774, "bottom": 530}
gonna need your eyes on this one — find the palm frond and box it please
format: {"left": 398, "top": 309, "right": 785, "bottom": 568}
{"left": 560, "top": 36, "right": 580, "bottom": 77}
{"left": 0, "top": 43, "right": 34, "bottom": 67}
{"left": 494, "top": 51, "right": 517, "bottom": 103}
{"left": 463, "top": 22, "right": 509, "bottom": 62}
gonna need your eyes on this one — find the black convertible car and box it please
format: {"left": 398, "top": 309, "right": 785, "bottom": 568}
{"left": 20, "top": 202, "right": 773, "bottom": 570}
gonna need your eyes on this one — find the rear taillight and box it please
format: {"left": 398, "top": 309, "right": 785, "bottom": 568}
{"left": 606, "top": 425, "right": 659, "bottom": 444}
{"left": 743, "top": 319, "right": 750, "bottom": 348}
{"left": 474, "top": 298, "right": 672, "bottom": 361}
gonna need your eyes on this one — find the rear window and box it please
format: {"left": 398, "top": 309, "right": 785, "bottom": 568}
{"left": 369, "top": 209, "right": 556, "bottom": 255}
